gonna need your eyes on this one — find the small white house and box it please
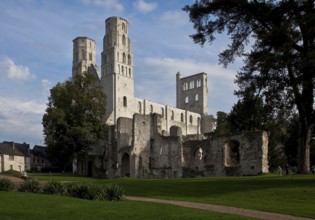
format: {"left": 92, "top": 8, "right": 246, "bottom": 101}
{"left": 0, "top": 142, "right": 25, "bottom": 173}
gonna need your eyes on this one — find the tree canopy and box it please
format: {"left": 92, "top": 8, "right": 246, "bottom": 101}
{"left": 184, "top": 0, "right": 315, "bottom": 173}
{"left": 42, "top": 73, "right": 107, "bottom": 170}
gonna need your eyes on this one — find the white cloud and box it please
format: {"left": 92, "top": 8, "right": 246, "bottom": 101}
{"left": 0, "top": 96, "right": 46, "bottom": 146}
{"left": 160, "top": 10, "right": 188, "bottom": 26}
{"left": 0, "top": 57, "right": 35, "bottom": 81}
{"left": 133, "top": 0, "right": 157, "bottom": 13}
{"left": 81, "top": 0, "right": 124, "bottom": 12}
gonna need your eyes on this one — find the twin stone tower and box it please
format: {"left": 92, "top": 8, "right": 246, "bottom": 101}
{"left": 71, "top": 17, "right": 268, "bottom": 178}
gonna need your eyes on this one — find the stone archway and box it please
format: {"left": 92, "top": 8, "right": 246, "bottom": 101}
{"left": 121, "top": 153, "right": 130, "bottom": 177}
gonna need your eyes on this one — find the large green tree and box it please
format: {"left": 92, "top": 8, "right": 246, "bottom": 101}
{"left": 42, "top": 73, "right": 107, "bottom": 170}
{"left": 184, "top": 0, "right": 315, "bottom": 173}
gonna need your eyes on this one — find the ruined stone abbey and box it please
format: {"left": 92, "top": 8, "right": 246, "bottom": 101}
{"left": 72, "top": 16, "right": 269, "bottom": 178}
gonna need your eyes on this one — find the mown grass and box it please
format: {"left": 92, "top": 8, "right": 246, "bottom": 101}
{"left": 0, "top": 192, "right": 256, "bottom": 220}
{"left": 30, "top": 173, "right": 315, "bottom": 218}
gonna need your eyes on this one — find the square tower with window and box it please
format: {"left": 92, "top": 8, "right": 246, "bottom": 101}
{"left": 101, "top": 16, "right": 135, "bottom": 125}
{"left": 176, "top": 72, "right": 208, "bottom": 116}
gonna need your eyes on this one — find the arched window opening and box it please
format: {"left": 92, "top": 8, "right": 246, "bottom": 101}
{"left": 117, "top": 52, "right": 119, "bottom": 62}
{"left": 81, "top": 50, "right": 85, "bottom": 60}
{"left": 190, "top": 115, "right": 193, "bottom": 124}
{"left": 121, "top": 66, "right": 124, "bottom": 74}
{"left": 129, "top": 68, "right": 131, "bottom": 77}
{"left": 161, "top": 108, "right": 164, "bottom": 118}
{"left": 118, "top": 64, "right": 120, "bottom": 74}
{"left": 122, "top": 23, "right": 126, "bottom": 32}
{"left": 138, "top": 101, "right": 142, "bottom": 113}
{"left": 171, "top": 110, "right": 174, "bottom": 120}
{"left": 197, "top": 79, "right": 201, "bottom": 87}
{"left": 89, "top": 53, "right": 92, "bottom": 61}
{"left": 123, "top": 53, "right": 126, "bottom": 63}
{"left": 150, "top": 105, "right": 153, "bottom": 113}
{"left": 185, "top": 96, "right": 189, "bottom": 104}
{"left": 123, "top": 96, "right": 127, "bottom": 107}
{"left": 122, "top": 34, "right": 126, "bottom": 46}
{"left": 181, "top": 113, "right": 184, "bottom": 122}
{"left": 128, "top": 54, "right": 131, "bottom": 65}
{"left": 195, "top": 94, "right": 199, "bottom": 101}
{"left": 224, "top": 140, "right": 240, "bottom": 167}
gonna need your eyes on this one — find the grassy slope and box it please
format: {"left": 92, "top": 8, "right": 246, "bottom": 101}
{"left": 32, "top": 173, "right": 315, "bottom": 218}
{"left": 0, "top": 192, "right": 256, "bottom": 220}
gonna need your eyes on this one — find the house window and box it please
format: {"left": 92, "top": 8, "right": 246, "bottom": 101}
{"left": 9, "top": 155, "right": 14, "bottom": 161}
{"left": 197, "top": 79, "right": 201, "bottom": 87}
{"left": 89, "top": 53, "right": 92, "bottom": 61}
{"left": 195, "top": 94, "right": 199, "bottom": 101}
{"left": 185, "top": 96, "right": 189, "bottom": 104}
{"left": 123, "top": 96, "right": 127, "bottom": 107}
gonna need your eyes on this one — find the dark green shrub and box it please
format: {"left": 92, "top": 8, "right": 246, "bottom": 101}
{"left": 0, "top": 178, "right": 15, "bottom": 191}
{"left": 65, "top": 183, "right": 105, "bottom": 200}
{"left": 43, "top": 180, "right": 65, "bottom": 195}
{"left": 18, "top": 179, "right": 40, "bottom": 193}
{"left": 104, "top": 184, "right": 124, "bottom": 201}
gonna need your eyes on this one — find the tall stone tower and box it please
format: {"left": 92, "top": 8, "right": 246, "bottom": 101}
{"left": 72, "top": 37, "right": 97, "bottom": 77}
{"left": 101, "top": 17, "right": 134, "bottom": 125}
{"left": 176, "top": 72, "right": 208, "bottom": 116}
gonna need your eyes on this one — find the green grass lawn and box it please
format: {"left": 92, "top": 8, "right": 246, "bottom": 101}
{"left": 0, "top": 192, "right": 256, "bottom": 220}
{"left": 30, "top": 173, "right": 315, "bottom": 218}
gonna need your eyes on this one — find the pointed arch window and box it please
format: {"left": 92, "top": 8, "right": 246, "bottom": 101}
{"left": 128, "top": 54, "right": 131, "bottom": 65}
{"left": 150, "top": 105, "right": 153, "bottom": 113}
{"left": 161, "top": 108, "right": 164, "bottom": 118}
{"left": 171, "top": 110, "right": 174, "bottom": 120}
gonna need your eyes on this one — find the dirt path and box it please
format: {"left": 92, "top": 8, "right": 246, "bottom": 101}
{"left": 126, "top": 196, "right": 314, "bottom": 220}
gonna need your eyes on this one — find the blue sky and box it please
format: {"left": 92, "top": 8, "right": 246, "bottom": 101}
{"left": 0, "top": 0, "right": 240, "bottom": 147}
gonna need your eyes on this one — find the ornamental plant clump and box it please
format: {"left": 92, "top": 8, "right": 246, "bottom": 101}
{"left": 104, "top": 184, "right": 124, "bottom": 201}
{"left": 65, "top": 182, "right": 105, "bottom": 200}
{"left": 43, "top": 180, "right": 66, "bottom": 195}
{"left": 18, "top": 179, "right": 41, "bottom": 193}
{"left": 0, "top": 178, "right": 15, "bottom": 191}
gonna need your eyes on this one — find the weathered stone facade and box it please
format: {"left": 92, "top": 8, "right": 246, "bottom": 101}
{"left": 72, "top": 16, "right": 269, "bottom": 178}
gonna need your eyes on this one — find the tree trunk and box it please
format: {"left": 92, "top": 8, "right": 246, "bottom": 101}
{"left": 297, "top": 122, "right": 312, "bottom": 174}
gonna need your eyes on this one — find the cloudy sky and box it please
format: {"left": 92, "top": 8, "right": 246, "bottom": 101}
{"left": 0, "top": 0, "right": 241, "bottom": 147}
